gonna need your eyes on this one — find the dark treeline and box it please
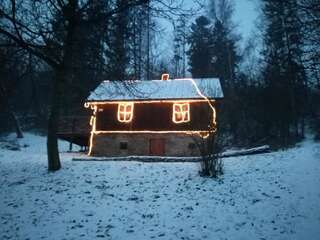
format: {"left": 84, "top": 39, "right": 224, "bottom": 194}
{"left": 0, "top": 0, "right": 319, "bottom": 170}
{"left": 0, "top": 0, "right": 179, "bottom": 127}
{"left": 0, "top": 0, "right": 173, "bottom": 170}
{"left": 186, "top": 0, "right": 320, "bottom": 147}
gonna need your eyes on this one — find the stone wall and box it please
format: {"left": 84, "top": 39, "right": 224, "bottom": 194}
{"left": 91, "top": 133, "right": 203, "bottom": 157}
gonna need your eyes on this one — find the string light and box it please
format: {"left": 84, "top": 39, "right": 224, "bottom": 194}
{"left": 84, "top": 99, "right": 213, "bottom": 106}
{"left": 117, "top": 102, "right": 134, "bottom": 123}
{"left": 87, "top": 105, "right": 97, "bottom": 155}
{"left": 161, "top": 73, "right": 170, "bottom": 80}
{"left": 84, "top": 78, "right": 218, "bottom": 156}
{"left": 172, "top": 102, "right": 190, "bottom": 123}
{"left": 188, "top": 79, "right": 217, "bottom": 126}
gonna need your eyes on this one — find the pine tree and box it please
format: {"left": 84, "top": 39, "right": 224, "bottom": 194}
{"left": 210, "top": 19, "right": 238, "bottom": 88}
{"left": 105, "top": 0, "right": 131, "bottom": 80}
{"left": 50, "top": 0, "right": 107, "bottom": 114}
{"left": 205, "top": 0, "right": 241, "bottom": 143}
{"left": 207, "top": 0, "right": 239, "bottom": 88}
{"left": 187, "top": 16, "right": 214, "bottom": 78}
{"left": 107, "top": 2, "right": 154, "bottom": 80}
{"left": 262, "top": 0, "right": 306, "bottom": 144}
{"left": 299, "top": 0, "right": 320, "bottom": 84}
{"left": 172, "top": 14, "right": 188, "bottom": 78}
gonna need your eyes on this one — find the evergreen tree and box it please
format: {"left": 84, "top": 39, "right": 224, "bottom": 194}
{"left": 210, "top": 19, "right": 239, "bottom": 88}
{"left": 172, "top": 14, "right": 188, "bottom": 78}
{"left": 187, "top": 16, "right": 213, "bottom": 78}
{"left": 206, "top": 0, "right": 241, "bottom": 143}
{"left": 207, "top": 0, "right": 239, "bottom": 88}
{"left": 50, "top": 0, "right": 107, "bottom": 114}
{"left": 299, "top": 0, "right": 320, "bottom": 84}
{"left": 131, "top": 5, "right": 149, "bottom": 79}
{"left": 105, "top": 0, "right": 131, "bottom": 80}
{"left": 106, "top": 2, "right": 154, "bottom": 80}
{"left": 262, "top": 0, "right": 306, "bottom": 144}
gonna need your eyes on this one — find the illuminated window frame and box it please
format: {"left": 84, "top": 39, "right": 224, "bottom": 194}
{"left": 172, "top": 102, "right": 190, "bottom": 123}
{"left": 118, "top": 102, "right": 134, "bottom": 123}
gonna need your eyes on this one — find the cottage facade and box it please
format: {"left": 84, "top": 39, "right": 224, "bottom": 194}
{"left": 85, "top": 77, "right": 223, "bottom": 157}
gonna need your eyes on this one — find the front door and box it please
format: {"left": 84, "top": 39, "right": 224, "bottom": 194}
{"left": 149, "top": 139, "right": 165, "bottom": 156}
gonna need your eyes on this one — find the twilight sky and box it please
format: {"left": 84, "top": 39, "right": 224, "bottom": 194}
{"left": 184, "top": 0, "right": 260, "bottom": 40}
{"left": 157, "top": 0, "right": 260, "bottom": 59}
{"left": 232, "top": 0, "right": 260, "bottom": 41}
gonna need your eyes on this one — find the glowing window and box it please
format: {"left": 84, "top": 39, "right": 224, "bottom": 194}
{"left": 173, "top": 103, "right": 190, "bottom": 123}
{"left": 118, "top": 102, "right": 134, "bottom": 123}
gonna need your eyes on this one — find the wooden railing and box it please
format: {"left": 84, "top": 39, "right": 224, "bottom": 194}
{"left": 57, "top": 116, "right": 91, "bottom": 147}
{"left": 58, "top": 116, "right": 91, "bottom": 134}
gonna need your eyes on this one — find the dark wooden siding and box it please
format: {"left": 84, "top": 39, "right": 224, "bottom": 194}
{"left": 95, "top": 102, "right": 214, "bottom": 131}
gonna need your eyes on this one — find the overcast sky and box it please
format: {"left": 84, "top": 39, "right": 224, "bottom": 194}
{"left": 157, "top": 0, "right": 260, "bottom": 59}
{"left": 233, "top": 0, "right": 260, "bottom": 41}
{"left": 184, "top": 0, "right": 260, "bottom": 40}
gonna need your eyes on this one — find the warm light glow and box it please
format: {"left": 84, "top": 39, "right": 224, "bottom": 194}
{"left": 161, "top": 73, "right": 170, "bottom": 80}
{"left": 117, "top": 102, "right": 134, "bottom": 123}
{"left": 84, "top": 78, "right": 218, "bottom": 156}
{"left": 172, "top": 102, "right": 190, "bottom": 123}
{"left": 86, "top": 105, "right": 97, "bottom": 155}
{"left": 93, "top": 130, "right": 215, "bottom": 134}
{"left": 188, "top": 79, "right": 217, "bottom": 126}
{"left": 85, "top": 99, "right": 213, "bottom": 105}
{"left": 84, "top": 102, "right": 90, "bottom": 108}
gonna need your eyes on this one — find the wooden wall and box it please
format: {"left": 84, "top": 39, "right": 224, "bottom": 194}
{"left": 95, "top": 102, "right": 214, "bottom": 131}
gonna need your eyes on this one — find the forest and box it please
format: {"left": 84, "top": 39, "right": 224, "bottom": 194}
{"left": 0, "top": 0, "right": 319, "bottom": 170}
{"left": 1, "top": 1, "right": 320, "bottom": 239}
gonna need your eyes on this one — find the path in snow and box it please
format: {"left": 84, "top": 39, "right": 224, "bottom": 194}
{"left": 0, "top": 133, "right": 320, "bottom": 240}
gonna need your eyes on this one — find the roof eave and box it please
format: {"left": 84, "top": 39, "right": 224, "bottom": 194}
{"left": 85, "top": 96, "right": 223, "bottom": 103}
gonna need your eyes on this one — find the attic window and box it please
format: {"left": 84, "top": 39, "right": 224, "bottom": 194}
{"left": 118, "top": 102, "right": 134, "bottom": 123}
{"left": 172, "top": 103, "right": 190, "bottom": 123}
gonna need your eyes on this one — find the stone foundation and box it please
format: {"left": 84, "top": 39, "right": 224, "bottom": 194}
{"left": 90, "top": 133, "right": 202, "bottom": 157}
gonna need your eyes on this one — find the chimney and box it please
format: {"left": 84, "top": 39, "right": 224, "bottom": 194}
{"left": 161, "top": 73, "right": 169, "bottom": 81}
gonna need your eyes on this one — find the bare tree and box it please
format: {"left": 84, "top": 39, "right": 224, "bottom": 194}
{"left": 190, "top": 99, "right": 223, "bottom": 178}
{"left": 0, "top": 43, "right": 25, "bottom": 138}
{"left": 193, "top": 133, "right": 223, "bottom": 178}
{"left": 0, "top": 79, "right": 23, "bottom": 138}
{"left": 0, "top": 0, "right": 149, "bottom": 171}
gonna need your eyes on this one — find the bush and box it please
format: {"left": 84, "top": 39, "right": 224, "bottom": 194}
{"left": 195, "top": 134, "right": 223, "bottom": 178}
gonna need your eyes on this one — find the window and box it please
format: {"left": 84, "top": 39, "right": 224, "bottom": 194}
{"left": 118, "top": 102, "right": 134, "bottom": 123}
{"left": 120, "top": 142, "right": 128, "bottom": 150}
{"left": 172, "top": 103, "right": 190, "bottom": 123}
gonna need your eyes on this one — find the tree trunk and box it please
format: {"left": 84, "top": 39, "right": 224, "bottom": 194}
{"left": 10, "top": 111, "right": 23, "bottom": 138}
{"left": 146, "top": 2, "right": 150, "bottom": 79}
{"left": 0, "top": 83, "right": 23, "bottom": 138}
{"left": 47, "top": 75, "right": 62, "bottom": 171}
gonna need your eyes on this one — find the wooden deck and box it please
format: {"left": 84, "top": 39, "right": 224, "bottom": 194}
{"left": 57, "top": 116, "right": 91, "bottom": 147}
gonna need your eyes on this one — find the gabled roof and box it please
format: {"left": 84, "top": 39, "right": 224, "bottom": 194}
{"left": 86, "top": 78, "right": 224, "bottom": 102}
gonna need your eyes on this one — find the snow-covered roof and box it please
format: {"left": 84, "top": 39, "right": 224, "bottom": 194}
{"left": 87, "top": 78, "right": 224, "bottom": 102}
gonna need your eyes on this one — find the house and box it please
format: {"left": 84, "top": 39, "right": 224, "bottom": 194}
{"left": 84, "top": 75, "right": 224, "bottom": 157}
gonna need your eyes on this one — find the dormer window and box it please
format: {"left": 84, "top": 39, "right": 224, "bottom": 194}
{"left": 118, "top": 102, "right": 134, "bottom": 123}
{"left": 173, "top": 103, "right": 190, "bottom": 123}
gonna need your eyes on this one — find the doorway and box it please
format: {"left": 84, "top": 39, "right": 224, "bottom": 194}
{"left": 149, "top": 139, "right": 165, "bottom": 156}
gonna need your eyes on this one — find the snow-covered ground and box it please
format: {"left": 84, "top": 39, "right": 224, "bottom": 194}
{"left": 1, "top": 133, "right": 320, "bottom": 240}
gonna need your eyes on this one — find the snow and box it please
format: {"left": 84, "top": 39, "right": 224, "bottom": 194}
{"left": 72, "top": 146, "right": 271, "bottom": 162}
{"left": 1, "top": 133, "right": 320, "bottom": 240}
{"left": 87, "top": 78, "right": 224, "bottom": 101}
